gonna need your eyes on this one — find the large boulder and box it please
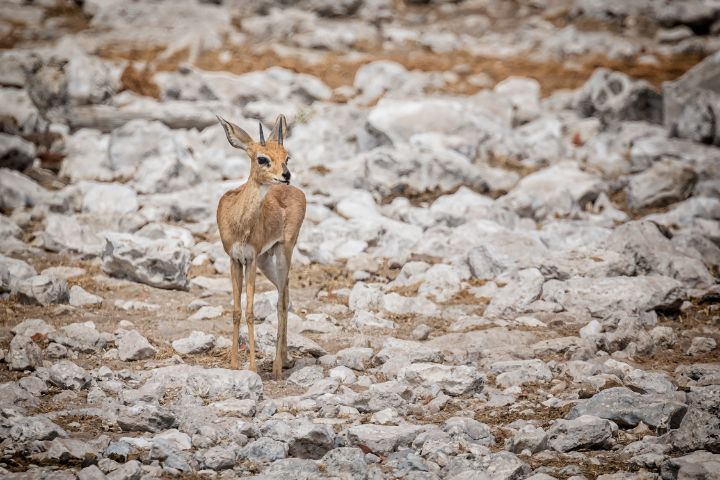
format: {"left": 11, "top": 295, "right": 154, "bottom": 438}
{"left": 6, "top": 334, "right": 43, "bottom": 371}
{"left": 398, "top": 363, "right": 484, "bottom": 396}
{"left": 664, "top": 50, "right": 720, "bottom": 145}
{"left": 48, "top": 321, "right": 105, "bottom": 353}
{"left": 567, "top": 387, "right": 687, "bottom": 429}
{"left": 354, "top": 144, "right": 489, "bottom": 201}
{"left": 0, "top": 168, "right": 49, "bottom": 212}
{"left": 141, "top": 365, "right": 263, "bottom": 401}
{"left": 604, "top": 221, "right": 714, "bottom": 288}
{"left": 101, "top": 232, "right": 191, "bottom": 290}
{"left": 14, "top": 275, "right": 69, "bottom": 306}
{"left": 40, "top": 213, "right": 107, "bottom": 257}
{"left": 497, "top": 162, "right": 606, "bottom": 220}
{"left": 542, "top": 275, "right": 684, "bottom": 317}
{"left": 342, "top": 424, "right": 425, "bottom": 454}
{"left": 576, "top": 68, "right": 663, "bottom": 125}
{"left": 626, "top": 159, "right": 698, "bottom": 211}
{"left": 547, "top": 415, "right": 615, "bottom": 452}
{"left": 366, "top": 97, "right": 507, "bottom": 146}
{"left": 0, "top": 254, "right": 36, "bottom": 293}
{"left": 665, "top": 385, "right": 720, "bottom": 454}
{"left": 661, "top": 450, "right": 720, "bottom": 480}
{"left": 117, "top": 330, "right": 157, "bottom": 361}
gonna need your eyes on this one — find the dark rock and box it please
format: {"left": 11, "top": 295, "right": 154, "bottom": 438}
{"left": 665, "top": 385, "right": 720, "bottom": 453}
{"left": 567, "top": 387, "right": 687, "bottom": 429}
{"left": 664, "top": 51, "right": 720, "bottom": 146}
{"left": 576, "top": 68, "right": 663, "bottom": 125}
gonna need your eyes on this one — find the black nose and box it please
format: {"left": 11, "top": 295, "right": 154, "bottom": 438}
{"left": 282, "top": 169, "right": 291, "bottom": 181}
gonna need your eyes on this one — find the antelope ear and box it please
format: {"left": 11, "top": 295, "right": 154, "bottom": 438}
{"left": 217, "top": 115, "right": 253, "bottom": 150}
{"left": 268, "top": 114, "right": 288, "bottom": 146}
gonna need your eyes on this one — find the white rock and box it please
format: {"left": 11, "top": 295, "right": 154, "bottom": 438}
{"left": 288, "top": 366, "right": 324, "bottom": 387}
{"left": 336, "top": 347, "right": 374, "bottom": 371}
{"left": 352, "top": 310, "right": 397, "bottom": 329}
{"left": 371, "top": 407, "right": 401, "bottom": 426}
{"left": 490, "top": 359, "right": 553, "bottom": 388}
{"left": 172, "top": 331, "right": 215, "bottom": 355}
{"left": 102, "top": 232, "right": 190, "bottom": 290}
{"left": 81, "top": 182, "right": 138, "bottom": 215}
{"left": 579, "top": 319, "right": 602, "bottom": 338}
{"left": 15, "top": 275, "right": 69, "bottom": 306}
{"left": 329, "top": 366, "right": 357, "bottom": 385}
{"left": 399, "top": 363, "right": 484, "bottom": 396}
{"left": 189, "top": 305, "right": 223, "bottom": 321}
{"left": 69, "top": 285, "right": 103, "bottom": 307}
{"left": 117, "top": 330, "right": 157, "bottom": 361}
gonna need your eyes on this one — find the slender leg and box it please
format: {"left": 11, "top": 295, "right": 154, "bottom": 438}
{"left": 273, "top": 279, "right": 287, "bottom": 380}
{"left": 281, "top": 245, "right": 295, "bottom": 367}
{"left": 230, "top": 259, "right": 243, "bottom": 370}
{"left": 273, "top": 247, "right": 294, "bottom": 380}
{"left": 281, "top": 278, "right": 291, "bottom": 367}
{"left": 245, "top": 256, "right": 257, "bottom": 372}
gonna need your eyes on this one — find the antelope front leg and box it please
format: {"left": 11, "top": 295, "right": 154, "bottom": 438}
{"left": 245, "top": 257, "right": 257, "bottom": 372}
{"left": 230, "top": 259, "right": 243, "bottom": 370}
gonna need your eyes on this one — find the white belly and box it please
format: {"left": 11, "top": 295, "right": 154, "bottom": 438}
{"left": 259, "top": 238, "right": 280, "bottom": 255}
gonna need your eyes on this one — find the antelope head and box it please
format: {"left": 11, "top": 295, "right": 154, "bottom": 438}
{"left": 217, "top": 114, "right": 291, "bottom": 185}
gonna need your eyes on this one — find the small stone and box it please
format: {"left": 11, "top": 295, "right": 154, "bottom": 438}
{"left": 7, "top": 334, "right": 42, "bottom": 371}
{"left": 329, "top": 365, "right": 357, "bottom": 384}
{"left": 46, "top": 342, "right": 68, "bottom": 359}
{"left": 69, "top": 285, "right": 103, "bottom": 307}
{"left": 189, "top": 305, "right": 223, "bottom": 321}
{"left": 171, "top": 331, "right": 215, "bottom": 355}
{"left": 580, "top": 319, "right": 602, "bottom": 338}
{"left": 239, "top": 437, "right": 288, "bottom": 463}
{"left": 106, "top": 459, "right": 142, "bottom": 480}
{"left": 321, "top": 447, "right": 368, "bottom": 480}
{"left": 215, "top": 336, "right": 232, "bottom": 349}
{"left": 117, "top": 330, "right": 157, "bottom": 361}
{"left": 288, "top": 365, "right": 324, "bottom": 387}
{"left": 444, "top": 416, "right": 495, "bottom": 445}
{"left": 353, "top": 310, "right": 397, "bottom": 329}
{"left": 77, "top": 464, "right": 106, "bottom": 480}
{"left": 506, "top": 425, "right": 548, "bottom": 454}
{"left": 547, "top": 415, "right": 615, "bottom": 452}
{"left": 336, "top": 347, "right": 374, "bottom": 371}
{"left": 209, "top": 398, "right": 256, "bottom": 417}
{"left": 188, "top": 299, "right": 208, "bottom": 311}
{"left": 15, "top": 274, "right": 69, "bottom": 305}
{"left": 371, "top": 407, "right": 401, "bottom": 425}
{"left": 411, "top": 324, "right": 431, "bottom": 341}
{"left": 399, "top": 362, "right": 484, "bottom": 396}
{"left": 48, "top": 360, "right": 90, "bottom": 390}
{"left": 11, "top": 318, "right": 55, "bottom": 337}
{"left": 687, "top": 337, "right": 716, "bottom": 356}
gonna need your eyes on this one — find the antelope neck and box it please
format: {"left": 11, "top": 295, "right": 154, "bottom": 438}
{"left": 231, "top": 178, "right": 269, "bottom": 234}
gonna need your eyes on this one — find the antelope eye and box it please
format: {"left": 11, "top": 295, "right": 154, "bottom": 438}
{"left": 257, "top": 156, "right": 270, "bottom": 166}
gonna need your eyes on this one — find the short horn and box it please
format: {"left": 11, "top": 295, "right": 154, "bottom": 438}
{"left": 258, "top": 122, "right": 265, "bottom": 146}
{"left": 278, "top": 120, "right": 284, "bottom": 146}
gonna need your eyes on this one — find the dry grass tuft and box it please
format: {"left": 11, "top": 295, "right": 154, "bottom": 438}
{"left": 120, "top": 63, "right": 161, "bottom": 99}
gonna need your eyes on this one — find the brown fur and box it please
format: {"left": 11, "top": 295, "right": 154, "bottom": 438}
{"left": 216, "top": 114, "right": 306, "bottom": 379}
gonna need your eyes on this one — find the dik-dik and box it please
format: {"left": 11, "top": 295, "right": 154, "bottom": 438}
{"left": 216, "top": 114, "right": 306, "bottom": 380}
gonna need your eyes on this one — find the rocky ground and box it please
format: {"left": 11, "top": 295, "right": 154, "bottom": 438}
{"left": 1, "top": 0, "right": 720, "bottom": 479}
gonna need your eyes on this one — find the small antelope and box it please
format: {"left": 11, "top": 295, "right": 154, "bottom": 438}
{"left": 216, "top": 114, "right": 306, "bottom": 380}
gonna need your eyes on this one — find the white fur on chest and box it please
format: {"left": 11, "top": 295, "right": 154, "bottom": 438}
{"left": 230, "top": 238, "right": 281, "bottom": 264}
{"left": 230, "top": 242, "right": 256, "bottom": 263}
